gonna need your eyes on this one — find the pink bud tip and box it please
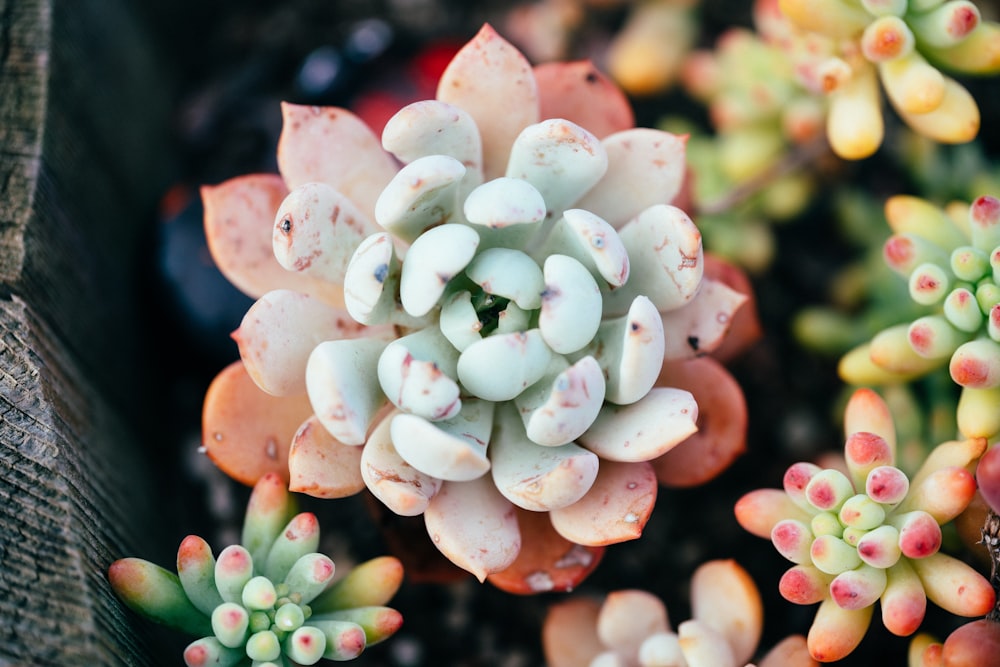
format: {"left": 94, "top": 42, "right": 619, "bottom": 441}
{"left": 883, "top": 236, "right": 914, "bottom": 270}
{"left": 897, "top": 512, "right": 942, "bottom": 559}
{"left": 845, "top": 432, "right": 892, "bottom": 468}
{"left": 183, "top": 645, "right": 209, "bottom": 667}
{"left": 779, "top": 566, "right": 828, "bottom": 604}
{"left": 866, "top": 466, "right": 909, "bottom": 505}
{"left": 948, "top": 6, "right": 980, "bottom": 40}
{"left": 971, "top": 196, "right": 1000, "bottom": 229}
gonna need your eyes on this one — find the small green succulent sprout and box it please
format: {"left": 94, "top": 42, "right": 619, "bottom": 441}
{"left": 840, "top": 194, "right": 1000, "bottom": 440}
{"left": 735, "top": 387, "right": 994, "bottom": 662}
{"left": 108, "top": 473, "right": 404, "bottom": 666}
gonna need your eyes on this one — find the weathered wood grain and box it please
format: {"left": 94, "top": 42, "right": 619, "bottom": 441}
{"left": 1, "top": 0, "right": 178, "bottom": 663}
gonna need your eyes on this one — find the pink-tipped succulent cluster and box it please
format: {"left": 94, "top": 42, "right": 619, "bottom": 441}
{"left": 735, "top": 387, "right": 994, "bottom": 662}
{"left": 840, "top": 194, "right": 1000, "bottom": 441}
{"left": 757, "top": 0, "right": 1000, "bottom": 160}
{"left": 107, "top": 473, "right": 404, "bottom": 666}
{"left": 197, "top": 24, "right": 755, "bottom": 589}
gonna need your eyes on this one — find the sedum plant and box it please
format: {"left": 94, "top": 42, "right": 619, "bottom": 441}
{"left": 766, "top": 0, "right": 1000, "bottom": 159}
{"left": 198, "top": 24, "right": 752, "bottom": 586}
{"left": 735, "top": 387, "right": 994, "bottom": 662}
{"left": 839, "top": 193, "right": 1000, "bottom": 442}
{"left": 107, "top": 473, "right": 404, "bottom": 666}
{"left": 541, "top": 559, "right": 818, "bottom": 667}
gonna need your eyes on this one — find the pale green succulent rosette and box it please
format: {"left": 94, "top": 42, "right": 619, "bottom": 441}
{"left": 839, "top": 194, "right": 1000, "bottom": 441}
{"left": 212, "top": 25, "right": 747, "bottom": 582}
{"left": 108, "top": 474, "right": 403, "bottom": 666}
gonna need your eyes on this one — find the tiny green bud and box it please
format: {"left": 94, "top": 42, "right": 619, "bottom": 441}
{"left": 951, "top": 246, "right": 989, "bottom": 282}
{"left": 274, "top": 602, "right": 306, "bottom": 632}
{"left": 908, "top": 263, "right": 950, "bottom": 306}
{"left": 839, "top": 494, "right": 886, "bottom": 530}
{"left": 810, "top": 534, "right": 862, "bottom": 575}
{"left": 211, "top": 602, "right": 250, "bottom": 649}
{"left": 245, "top": 630, "right": 281, "bottom": 662}
{"left": 810, "top": 511, "right": 844, "bottom": 538}
{"left": 242, "top": 576, "right": 278, "bottom": 611}
{"left": 249, "top": 610, "right": 272, "bottom": 634}
{"left": 944, "top": 287, "right": 983, "bottom": 333}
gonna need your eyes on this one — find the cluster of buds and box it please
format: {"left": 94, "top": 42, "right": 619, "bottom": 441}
{"left": 199, "top": 25, "right": 751, "bottom": 586}
{"left": 108, "top": 474, "right": 403, "bottom": 666}
{"left": 765, "top": 0, "right": 1000, "bottom": 159}
{"left": 735, "top": 388, "right": 994, "bottom": 662}
{"left": 676, "top": 6, "right": 826, "bottom": 271}
{"left": 840, "top": 194, "right": 1000, "bottom": 441}
{"left": 542, "top": 559, "right": 818, "bottom": 667}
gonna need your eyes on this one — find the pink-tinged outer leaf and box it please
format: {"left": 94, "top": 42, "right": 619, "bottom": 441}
{"left": 661, "top": 278, "right": 747, "bottom": 360}
{"left": 272, "top": 182, "right": 382, "bottom": 286}
{"left": 542, "top": 597, "right": 606, "bottom": 667}
{"left": 108, "top": 558, "right": 213, "bottom": 637}
{"left": 779, "top": 564, "right": 830, "bottom": 605}
{"left": 578, "top": 387, "right": 698, "bottom": 463}
{"left": 487, "top": 508, "right": 604, "bottom": 594}
{"left": 436, "top": 24, "right": 540, "bottom": 180}
{"left": 202, "top": 175, "right": 344, "bottom": 305}
{"left": 942, "top": 619, "right": 1000, "bottom": 666}
{"left": 843, "top": 387, "right": 896, "bottom": 460}
{"left": 242, "top": 472, "right": 296, "bottom": 563}
{"left": 909, "top": 552, "right": 995, "bottom": 617}
{"left": 689, "top": 559, "right": 763, "bottom": 666}
{"left": 235, "top": 290, "right": 374, "bottom": 397}
{"left": 895, "top": 467, "right": 976, "bottom": 523}
{"left": 574, "top": 129, "right": 687, "bottom": 229}
{"left": 549, "top": 460, "right": 657, "bottom": 546}
{"left": 288, "top": 415, "right": 366, "bottom": 499}
{"left": 176, "top": 535, "right": 223, "bottom": 617}
{"left": 361, "top": 411, "right": 442, "bottom": 517}
{"left": 202, "top": 361, "right": 315, "bottom": 486}
{"left": 703, "top": 253, "right": 762, "bottom": 363}
{"left": 424, "top": 476, "right": 522, "bottom": 582}
{"left": 735, "top": 489, "right": 813, "bottom": 539}
{"left": 534, "top": 60, "right": 635, "bottom": 140}
{"left": 880, "top": 559, "right": 927, "bottom": 637}
{"left": 758, "top": 635, "right": 819, "bottom": 667}
{"left": 597, "top": 589, "right": 670, "bottom": 656}
{"left": 806, "top": 597, "right": 873, "bottom": 662}
{"left": 653, "top": 357, "right": 747, "bottom": 487}
{"left": 909, "top": 437, "right": 987, "bottom": 494}
{"left": 311, "top": 556, "right": 404, "bottom": 613}
{"left": 276, "top": 103, "right": 398, "bottom": 218}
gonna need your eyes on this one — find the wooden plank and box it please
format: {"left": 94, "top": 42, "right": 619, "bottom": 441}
{"left": 0, "top": 0, "right": 178, "bottom": 662}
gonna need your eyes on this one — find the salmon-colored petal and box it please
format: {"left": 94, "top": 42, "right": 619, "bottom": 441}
{"left": 287, "top": 415, "right": 366, "bottom": 499}
{"left": 235, "top": 289, "right": 386, "bottom": 397}
{"left": 758, "top": 635, "right": 818, "bottom": 667}
{"left": 534, "top": 61, "right": 635, "bottom": 139}
{"left": 487, "top": 509, "right": 604, "bottom": 594}
{"left": 424, "top": 476, "right": 522, "bottom": 582}
{"left": 598, "top": 589, "right": 670, "bottom": 658}
{"left": 550, "top": 461, "right": 657, "bottom": 546}
{"left": 276, "top": 103, "right": 398, "bottom": 219}
{"left": 436, "top": 24, "right": 539, "bottom": 180}
{"left": 653, "top": 357, "right": 747, "bottom": 487}
{"left": 690, "top": 559, "right": 762, "bottom": 665}
{"left": 202, "top": 174, "right": 342, "bottom": 305}
{"left": 702, "top": 253, "right": 762, "bottom": 363}
{"left": 542, "top": 597, "right": 606, "bottom": 667}
{"left": 661, "top": 277, "right": 748, "bottom": 360}
{"left": 806, "top": 597, "right": 873, "bottom": 662}
{"left": 575, "top": 129, "right": 688, "bottom": 229}
{"left": 201, "top": 360, "right": 315, "bottom": 485}
{"left": 735, "top": 488, "right": 813, "bottom": 539}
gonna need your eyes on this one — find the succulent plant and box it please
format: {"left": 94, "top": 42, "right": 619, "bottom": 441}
{"left": 735, "top": 387, "right": 994, "bottom": 662}
{"left": 542, "top": 559, "right": 818, "bottom": 667}
{"left": 198, "top": 23, "right": 752, "bottom": 585}
{"left": 759, "top": 0, "right": 1000, "bottom": 160}
{"left": 839, "top": 194, "right": 1000, "bottom": 441}
{"left": 107, "top": 473, "right": 404, "bottom": 666}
